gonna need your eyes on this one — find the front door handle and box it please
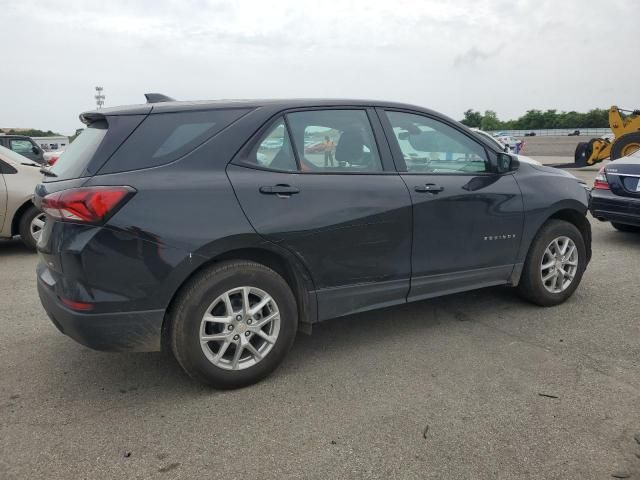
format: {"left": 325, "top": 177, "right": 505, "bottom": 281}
{"left": 414, "top": 184, "right": 444, "bottom": 194}
{"left": 259, "top": 185, "right": 300, "bottom": 196}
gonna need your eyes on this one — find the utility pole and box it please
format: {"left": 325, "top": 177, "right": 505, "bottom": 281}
{"left": 94, "top": 86, "right": 105, "bottom": 109}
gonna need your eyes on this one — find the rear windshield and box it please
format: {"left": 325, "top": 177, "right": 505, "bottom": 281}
{"left": 49, "top": 121, "right": 107, "bottom": 180}
{"left": 99, "top": 108, "right": 249, "bottom": 174}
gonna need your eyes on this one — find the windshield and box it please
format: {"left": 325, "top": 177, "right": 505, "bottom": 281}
{"left": 48, "top": 121, "right": 107, "bottom": 180}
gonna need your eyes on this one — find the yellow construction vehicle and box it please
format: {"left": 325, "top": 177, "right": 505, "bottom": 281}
{"left": 574, "top": 106, "right": 640, "bottom": 166}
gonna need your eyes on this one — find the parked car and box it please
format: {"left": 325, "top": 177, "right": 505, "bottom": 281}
{"left": 589, "top": 149, "right": 640, "bottom": 232}
{"left": 43, "top": 150, "right": 64, "bottom": 166}
{"left": 568, "top": 130, "right": 581, "bottom": 136}
{"left": 472, "top": 129, "right": 541, "bottom": 166}
{"left": 494, "top": 134, "right": 524, "bottom": 153}
{"left": 35, "top": 97, "right": 592, "bottom": 388}
{"left": 0, "top": 146, "right": 46, "bottom": 248}
{"left": 0, "top": 135, "right": 45, "bottom": 164}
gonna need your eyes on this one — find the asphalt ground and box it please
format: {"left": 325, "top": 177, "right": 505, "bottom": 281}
{"left": 1, "top": 154, "right": 639, "bottom": 479}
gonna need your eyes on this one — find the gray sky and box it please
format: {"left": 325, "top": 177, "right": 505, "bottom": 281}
{"left": 1, "top": 0, "right": 638, "bottom": 135}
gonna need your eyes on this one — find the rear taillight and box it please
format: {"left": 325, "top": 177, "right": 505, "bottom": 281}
{"left": 47, "top": 155, "right": 59, "bottom": 166}
{"left": 41, "top": 186, "right": 135, "bottom": 224}
{"left": 60, "top": 297, "right": 94, "bottom": 311}
{"left": 593, "top": 167, "right": 610, "bottom": 190}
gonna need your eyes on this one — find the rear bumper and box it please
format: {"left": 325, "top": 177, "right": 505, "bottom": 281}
{"left": 589, "top": 189, "right": 640, "bottom": 226}
{"left": 38, "top": 271, "right": 165, "bottom": 352}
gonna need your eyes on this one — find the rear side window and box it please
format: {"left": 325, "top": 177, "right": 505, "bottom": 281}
{"left": 286, "top": 110, "right": 382, "bottom": 173}
{"left": 244, "top": 119, "right": 297, "bottom": 172}
{"left": 101, "top": 109, "right": 248, "bottom": 174}
{"left": 49, "top": 121, "right": 108, "bottom": 180}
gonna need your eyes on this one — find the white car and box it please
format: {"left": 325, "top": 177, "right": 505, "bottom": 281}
{"left": 471, "top": 129, "right": 540, "bottom": 166}
{"left": 0, "top": 145, "right": 46, "bottom": 249}
{"left": 494, "top": 135, "right": 523, "bottom": 153}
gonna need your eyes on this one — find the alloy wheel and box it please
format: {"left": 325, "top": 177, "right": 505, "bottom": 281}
{"left": 30, "top": 213, "right": 46, "bottom": 243}
{"left": 540, "top": 236, "right": 579, "bottom": 294}
{"left": 199, "top": 286, "right": 280, "bottom": 370}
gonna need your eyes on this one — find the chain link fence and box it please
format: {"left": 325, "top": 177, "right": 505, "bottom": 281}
{"left": 488, "top": 128, "right": 612, "bottom": 137}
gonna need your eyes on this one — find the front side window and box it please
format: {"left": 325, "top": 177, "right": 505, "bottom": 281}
{"left": 246, "top": 119, "right": 297, "bottom": 172}
{"left": 286, "top": 110, "right": 382, "bottom": 173}
{"left": 10, "top": 139, "right": 34, "bottom": 156}
{"left": 386, "top": 111, "right": 488, "bottom": 174}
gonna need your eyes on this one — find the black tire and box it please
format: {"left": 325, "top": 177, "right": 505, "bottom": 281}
{"left": 574, "top": 142, "right": 588, "bottom": 166}
{"left": 517, "top": 219, "right": 587, "bottom": 307}
{"left": 611, "top": 222, "right": 640, "bottom": 233}
{"left": 610, "top": 132, "right": 640, "bottom": 160}
{"left": 170, "top": 260, "right": 298, "bottom": 388}
{"left": 18, "top": 205, "right": 43, "bottom": 250}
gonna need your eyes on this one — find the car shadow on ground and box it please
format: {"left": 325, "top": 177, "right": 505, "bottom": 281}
{"left": 0, "top": 238, "right": 33, "bottom": 256}
{"left": 596, "top": 228, "right": 640, "bottom": 250}
{"left": 45, "top": 284, "right": 529, "bottom": 403}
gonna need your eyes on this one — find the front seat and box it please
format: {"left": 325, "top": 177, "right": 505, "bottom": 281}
{"left": 335, "top": 128, "right": 365, "bottom": 166}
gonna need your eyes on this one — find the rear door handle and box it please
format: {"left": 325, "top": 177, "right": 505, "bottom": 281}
{"left": 259, "top": 185, "right": 300, "bottom": 196}
{"left": 414, "top": 184, "right": 444, "bottom": 193}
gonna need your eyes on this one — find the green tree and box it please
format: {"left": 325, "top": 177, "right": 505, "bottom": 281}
{"left": 460, "top": 109, "right": 483, "bottom": 128}
{"left": 480, "top": 110, "right": 502, "bottom": 131}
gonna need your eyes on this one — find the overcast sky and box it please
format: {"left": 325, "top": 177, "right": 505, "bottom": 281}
{"left": 1, "top": 0, "right": 638, "bottom": 135}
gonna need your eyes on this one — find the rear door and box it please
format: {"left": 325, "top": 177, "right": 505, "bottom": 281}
{"left": 378, "top": 109, "right": 524, "bottom": 301}
{"left": 227, "top": 108, "right": 413, "bottom": 320}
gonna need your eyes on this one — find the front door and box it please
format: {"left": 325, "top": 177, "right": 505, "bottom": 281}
{"left": 0, "top": 169, "right": 6, "bottom": 233}
{"left": 379, "top": 109, "right": 524, "bottom": 301}
{"left": 228, "top": 109, "right": 413, "bottom": 320}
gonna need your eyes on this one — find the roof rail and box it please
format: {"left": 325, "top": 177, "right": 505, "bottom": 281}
{"left": 144, "top": 93, "right": 176, "bottom": 103}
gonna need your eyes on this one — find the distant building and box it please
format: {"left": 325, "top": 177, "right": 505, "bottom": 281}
{"left": 31, "top": 136, "right": 69, "bottom": 152}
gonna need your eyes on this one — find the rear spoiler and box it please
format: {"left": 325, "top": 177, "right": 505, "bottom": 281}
{"left": 144, "top": 93, "right": 176, "bottom": 103}
{"left": 79, "top": 111, "right": 105, "bottom": 125}
{"left": 79, "top": 93, "right": 176, "bottom": 125}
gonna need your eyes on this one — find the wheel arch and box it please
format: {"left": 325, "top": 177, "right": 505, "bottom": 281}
{"left": 11, "top": 198, "right": 35, "bottom": 237}
{"left": 547, "top": 208, "right": 592, "bottom": 262}
{"left": 512, "top": 204, "right": 591, "bottom": 286}
{"left": 161, "top": 245, "right": 317, "bottom": 350}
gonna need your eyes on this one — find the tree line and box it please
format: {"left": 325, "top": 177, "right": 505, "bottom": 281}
{"left": 2, "top": 128, "right": 63, "bottom": 137}
{"left": 460, "top": 108, "right": 609, "bottom": 131}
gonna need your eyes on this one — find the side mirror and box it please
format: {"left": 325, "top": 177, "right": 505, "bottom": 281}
{"left": 497, "top": 153, "right": 518, "bottom": 173}
{"left": 32, "top": 146, "right": 41, "bottom": 154}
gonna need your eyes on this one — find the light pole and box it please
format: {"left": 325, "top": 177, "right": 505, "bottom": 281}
{"left": 95, "top": 86, "right": 105, "bottom": 109}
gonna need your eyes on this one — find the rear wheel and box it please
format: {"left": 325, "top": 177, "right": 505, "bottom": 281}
{"left": 610, "top": 132, "right": 640, "bottom": 160}
{"left": 170, "top": 260, "right": 297, "bottom": 388}
{"left": 517, "top": 220, "right": 586, "bottom": 306}
{"left": 18, "top": 205, "right": 46, "bottom": 250}
{"left": 611, "top": 222, "right": 640, "bottom": 233}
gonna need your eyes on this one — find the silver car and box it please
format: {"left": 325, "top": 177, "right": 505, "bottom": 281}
{"left": 0, "top": 145, "right": 46, "bottom": 249}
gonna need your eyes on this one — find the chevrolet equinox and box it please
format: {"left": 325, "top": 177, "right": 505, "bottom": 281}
{"left": 35, "top": 95, "right": 591, "bottom": 388}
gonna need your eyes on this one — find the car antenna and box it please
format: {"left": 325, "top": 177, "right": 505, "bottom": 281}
{"left": 144, "top": 93, "right": 176, "bottom": 103}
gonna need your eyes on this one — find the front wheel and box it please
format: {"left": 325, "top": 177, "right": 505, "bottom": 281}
{"left": 170, "top": 260, "right": 298, "bottom": 388}
{"left": 517, "top": 220, "right": 586, "bottom": 306}
{"left": 610, "top": 132, "right": 640, "bottom": 160}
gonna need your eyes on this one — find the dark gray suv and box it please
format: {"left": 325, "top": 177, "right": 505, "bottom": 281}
{"left": 35, "top": 96, "right": 591, "bottom": 388}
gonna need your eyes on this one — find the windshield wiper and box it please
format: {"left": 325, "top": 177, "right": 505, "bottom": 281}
{"left": 40, "top": 168, "right": 57, "bottom": 177}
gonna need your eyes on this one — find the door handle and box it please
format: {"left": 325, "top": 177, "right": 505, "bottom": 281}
{"left": 414, "top": 184, "right": 444, "bottom": 194}
{"left": 259, "top": 185, "right": 300, "bottom": 196}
